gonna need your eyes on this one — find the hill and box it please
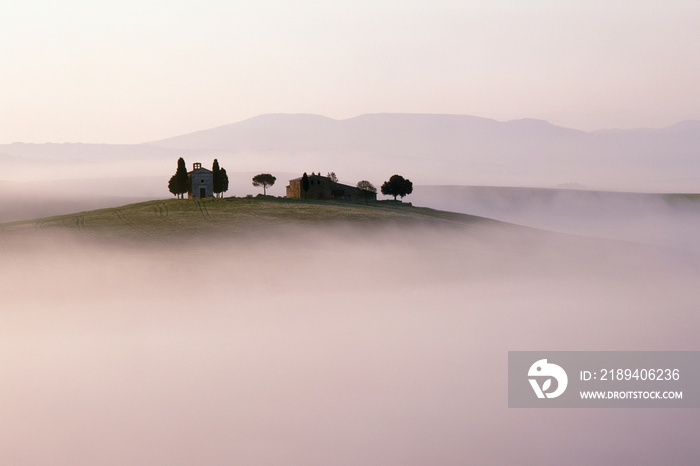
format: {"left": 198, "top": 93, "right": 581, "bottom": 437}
{"left": 3, "top": 195, "right": 684, "bottom": 288}
{"left": 4, "top": 195, "right": 686, "bottom": 276}
{"left": 0, "top": 197, "right": 509, "bottom": 246}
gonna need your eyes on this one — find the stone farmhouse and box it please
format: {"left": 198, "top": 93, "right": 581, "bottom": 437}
{"left": 286, "top": 173, "right": 377, "bottom": 201}
{"left": 188, "top": 162, "right": 213, "bottom": 199}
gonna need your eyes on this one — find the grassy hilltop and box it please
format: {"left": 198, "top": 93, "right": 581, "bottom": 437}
{"left": 0, "top": 196, "right": 498, "bottom": 245}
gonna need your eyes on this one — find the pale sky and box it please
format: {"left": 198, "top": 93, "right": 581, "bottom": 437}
{"left": 1, "top": 0, "right": 699, "bottom": 143}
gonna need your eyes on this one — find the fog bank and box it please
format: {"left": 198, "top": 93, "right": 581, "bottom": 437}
{"left": 0, "top": 224, "right": 698, "bottom": 465}
{"left": 413, "top": 186, "right": 700, "bottom": 253}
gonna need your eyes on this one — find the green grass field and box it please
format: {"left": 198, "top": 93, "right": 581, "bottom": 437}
{"left": 0, "top": 196, "right": 495, "bottom": 244}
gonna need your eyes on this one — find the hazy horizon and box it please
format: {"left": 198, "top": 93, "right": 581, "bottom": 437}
{"left": 3, "top": 111, "right": 698, "bottom": 194}
{"left": 3, "top": 111, "right": 700, "bottom": 145}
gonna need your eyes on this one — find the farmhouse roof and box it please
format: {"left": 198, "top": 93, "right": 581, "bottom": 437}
{"left": 290, "top": 174, "right": 329, "bottom": 181}
{"left": 289, "top": 176, "right": 360, "bottom": 191}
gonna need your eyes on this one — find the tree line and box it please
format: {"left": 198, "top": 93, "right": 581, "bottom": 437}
{"left": 169, "top": 158, "right": 413, "bottom": 201}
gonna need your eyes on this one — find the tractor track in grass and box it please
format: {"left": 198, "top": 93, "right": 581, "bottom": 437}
{"left": 115, "top": 209, "right": 148, "bottom": 235}
{"left": 197, "top": 200, "right": 215, "bottom": 222}
{"left": 34, "top": 219, "right": 54, "bottom": 231}
{"left": 75, "top": 215, "right": 86, "bottom": 233}
{"left": 154, "top": 202, "right": 182, "bottom": 228}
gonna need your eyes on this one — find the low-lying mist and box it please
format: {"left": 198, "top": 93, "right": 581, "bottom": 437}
{"left": 1, "top": 221, "right": 698, "bottom": 465}
{"left": 413, "top": 186, "right": 700, "bottom": 253}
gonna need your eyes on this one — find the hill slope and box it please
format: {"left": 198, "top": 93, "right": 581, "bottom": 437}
{"left": 0, "top": 197, "right": 507, "bottom": 245}
{"left": 3, "top": 196, "right": 681, "bottom": 278}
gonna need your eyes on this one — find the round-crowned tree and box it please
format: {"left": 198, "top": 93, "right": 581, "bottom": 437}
{"left": 380, "top": 174, "right": 413, "bottom": 201}
{"left": 252, "top": 173, "right": 276, "bottom": 195}
{"left": 356, "top": 180, "right": 377, "bottom": 204}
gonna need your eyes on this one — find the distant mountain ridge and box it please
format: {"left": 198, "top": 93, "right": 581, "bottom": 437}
{"left": 150, "top": 112, "right": 700, "bottom": 150}
{"left": 1, "top": 113, "right": 699, "bottom": 192}
{"left": 148, "top": 113, "right": 588, "bottom": 151}
{"left": 146, "top": 113, "right": 700, "bottom": 191}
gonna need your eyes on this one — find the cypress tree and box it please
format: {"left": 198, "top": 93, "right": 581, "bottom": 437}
{"left": 212, "top": 159, "right": 221, "bottom": 197}
{"left": 220, "top": 168, "right": 229, "bottom": 197}
{"left": 168, "top": 174, "right": 179, "bottom": 198}
{"left": 180, "top": 158, "right": 189, "bottom": 198}
{"left": 169, "top": 157, "right": 189, "bottom": 199}
{"left": 301, "top": 172, "right": 310, "bottom": 196}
